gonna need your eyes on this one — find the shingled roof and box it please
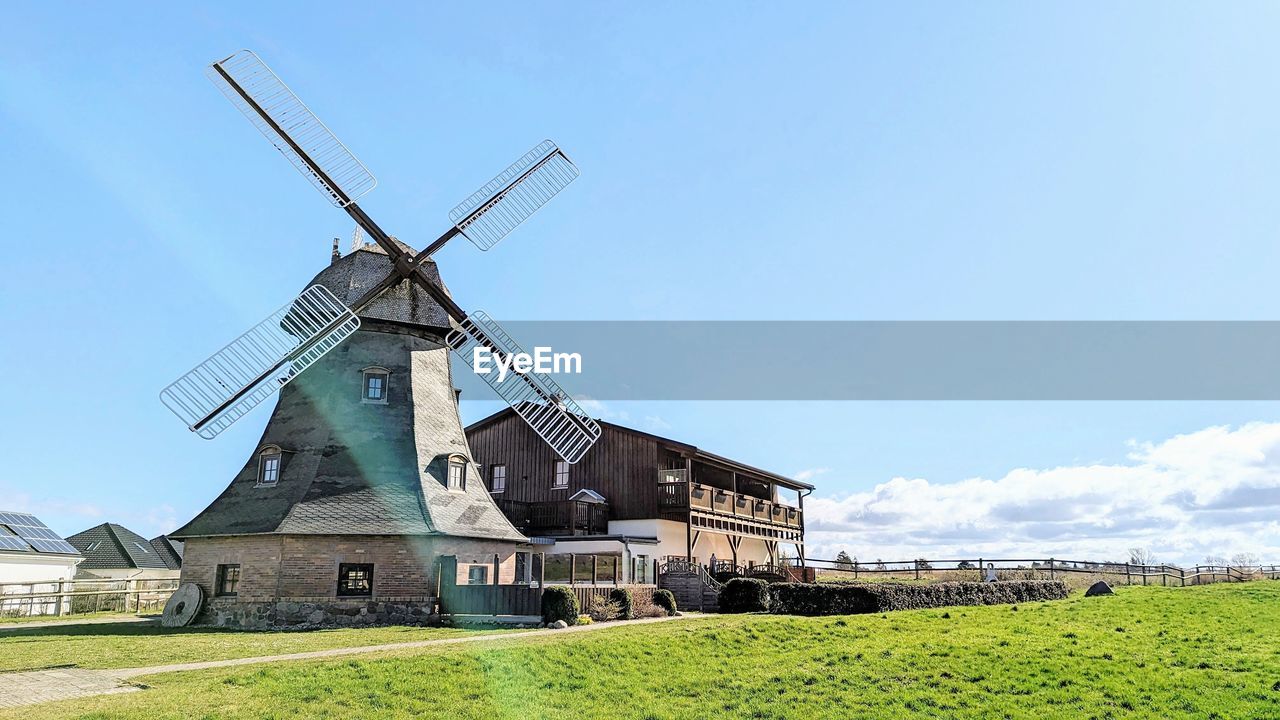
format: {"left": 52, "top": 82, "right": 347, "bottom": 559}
{"left": 67, "top": 523, "right": 171, "bottom": 570}
{"left": 149, "top": 535, "right": 184, "bottom": 570}
{"left": 171, "top": 248, "right": 524, "bottom": 543}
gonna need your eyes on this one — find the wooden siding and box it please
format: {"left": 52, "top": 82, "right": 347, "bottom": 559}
{"left": 467, "top": 415, "right": 666, "bottom": 521}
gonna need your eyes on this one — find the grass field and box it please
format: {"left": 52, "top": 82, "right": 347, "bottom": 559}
{"left": 0, "top": 622, "right": 507, "bottom": 672}
{"left": 0, "top": 611, "right": 159, "bottom": 626}
{"left": 3, "top": 583, "right": 1279, "bottom": 719}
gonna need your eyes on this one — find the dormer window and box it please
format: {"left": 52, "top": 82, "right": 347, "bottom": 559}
{"left": 362, "top": 367, "right": 390, "bottom": 404}
{"left": 257, "top": 446, "right": 282, "bottom": 487}
{"left": 448, "top": 458, "right": 467, "bottom": 491}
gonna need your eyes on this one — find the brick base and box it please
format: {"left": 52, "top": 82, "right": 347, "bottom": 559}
{"left": 199, "top": 596, "right": 439, "bottom": 630}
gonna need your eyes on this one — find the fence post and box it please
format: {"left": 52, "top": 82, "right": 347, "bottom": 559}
{"left": 1142, "top": 566, "right": 1148, "bottom": 586}
{"left": 1048, "top": 558, "right": 1055, "bottom": 581}
{"left": 1180, "top": 567, "right": 1185, "bottom": 587}
{"left": 1125, "top": 563, "right": 1131, "bottom": 585}
{"left": 978, "top": 558, "right": 983, "bottom": 582}
{"left": 569, "top": 554, "right": 576, "bottom": 586}
{"left": 56, "top": 581, "right": 65, "bottom": 617}
{"left": 592, "top": 555, "right": 599, "bottom": 585}
{"left": 853, "top": 561, "right": 859, "bottom": 580}
{"left": 915, "top": 561, "right": 920, "bottom": 581}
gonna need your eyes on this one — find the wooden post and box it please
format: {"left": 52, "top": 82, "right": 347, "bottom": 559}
{"left": 1048, "top": 558, "right": 1055, "bottom": 581}
{"left": 685, "top": 457, "right": 694, "bottom": 561}
{"left": 569, "top": 554, "right": 576, "bottom": 586}
{"left": 592, "top": 555, "right": 599, "bottom": 585}
{"left": 853, "top": 560, "right": 859, "bottom": 580}
{"left": 613, "top": 556, "right": 619, "bottom": 585}
{"left": 914, "top": 561, "right": 920, "bottom": 581}
{"left": 492, "top": 554, "right": 501, "bottom": 616}
{"left": 1125, "top": 563, "right": 1131, "bottom": 585}
{"left": 653, "top": 558, "right": 659, "bottom": 585}
{"left": 56, "top": 581, "right": 65, "bottom": 617}
{"left": 539, "top": 552, "right": 546, "bottom": 588}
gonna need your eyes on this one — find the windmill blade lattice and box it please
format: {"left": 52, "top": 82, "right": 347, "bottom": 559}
{"left": 160, "top": 285, "right": 360, "bottom": 439}
{"left": 447, "top": 311, "right": 601, "bottom": 463}
{"left": 207, "top": 50, "right": 377, "bottom": 207}
{"left": 449, "top": 140, "right": 579, "bottom": 251}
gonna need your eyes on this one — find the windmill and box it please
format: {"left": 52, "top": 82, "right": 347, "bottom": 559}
{"left": 160, "top": 50, "right": 600, "bottom": 464}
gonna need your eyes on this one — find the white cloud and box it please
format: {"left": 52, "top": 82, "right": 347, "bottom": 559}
{"left": 805, "top": 422, "right": 1280, "bottom": 566}
{"left": 794, "top": 467, "right": 831, "bottom": 482}
{"left": 643, "top": 415, "right": 672, "bottom": 432}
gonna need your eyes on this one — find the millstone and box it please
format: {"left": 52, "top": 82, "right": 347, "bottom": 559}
{"left": 1084, "top": 580, "right": 1114, "bottom": 597}
{"left": 162, "top": 583, "right": 205, "bottom": 627}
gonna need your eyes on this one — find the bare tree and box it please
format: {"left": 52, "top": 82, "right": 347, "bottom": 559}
{"left": 1128, "top": 547, "right": 1157, "bottom": 566}
{"left": 1230, "top": 552, "right": 1259, "bottom": 570}
{"left": 1204, "top": 554, "right": 1227, "bottom": 567}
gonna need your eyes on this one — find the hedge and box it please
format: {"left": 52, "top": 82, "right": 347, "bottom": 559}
{"left": 719, "top": 578, "right": 771, "bottom": 613}
{"left": 653, "top": 589, "right": 678, "bottom": 616}
{"left": 769, "top": 580, "right": 1069, "bottom": 616}
{"left": 542, "top": 586, "right": 580, "bottom": 625}
{"left": 609, "top": 587, "right": 634, "bottom": 620}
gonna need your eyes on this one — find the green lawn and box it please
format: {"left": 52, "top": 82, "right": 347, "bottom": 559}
{"left": 6, "top": 583, "right": 1280, "bottom": 719}
{"left": 0, "top": 621, "right": 507, "bottom": 672}
{"left": 0, "top": 611, "right": 159, "bottom": 626}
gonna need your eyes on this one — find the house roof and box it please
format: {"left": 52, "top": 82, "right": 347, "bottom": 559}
{"left": 0, "top": 511, "right": 81, "bottom": 558}
{"left": 67, "top": 523, "right": 171, "bottom": 570}
{"left": 149, "top": 535, "right": 184, "bottom": 570}
{"left": 465, "top": 410, "right": 816, "bottom": 491}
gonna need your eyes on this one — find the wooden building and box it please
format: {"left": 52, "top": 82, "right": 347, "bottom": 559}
{"left": 466, "top": 412, "right": 812, "bottom": 582}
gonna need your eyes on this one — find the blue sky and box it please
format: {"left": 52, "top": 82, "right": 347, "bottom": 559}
{"left": 2, "top": 3, "right": 1279, "bottom": 563}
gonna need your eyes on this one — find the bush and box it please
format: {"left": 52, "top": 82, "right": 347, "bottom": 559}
{"left": 586, "top": 596, "right": 622, "bottom": 622}
{"left": 609, "top": 587, "right": 634, "bottom": 620}
{"left": 719, "top": 578, "right": 771, "bottom": 613}
{"left": 631, "top": 597, "right": 668, "bottom": 618}
{"left": 653, "top": 589, "right": 678, "bottom": 616}
{"left": 769, "top": 580, "right": 1070, "bottom": 616}
{"left": 542, "top": 586, "right": 580, "bottom": 626}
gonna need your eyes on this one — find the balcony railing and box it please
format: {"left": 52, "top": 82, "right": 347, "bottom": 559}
{"left": 657, "top": 479, "right": 801, "bottom": 529}
{"left": 495, "top": 499, "right": 609, "bottom": 536}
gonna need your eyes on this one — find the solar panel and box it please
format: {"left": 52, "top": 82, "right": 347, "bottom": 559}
{"left": 1, "top": 513, "right": 78, "bottom": 555}
{"left": 0, "top": 525, "right": 30, "bottom": 552}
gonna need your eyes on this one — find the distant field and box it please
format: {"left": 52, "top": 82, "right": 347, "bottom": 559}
{"left": 4, "top": 583, "right": 1280, "bottom": 719}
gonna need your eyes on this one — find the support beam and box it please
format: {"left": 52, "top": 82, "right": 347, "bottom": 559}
{"left": 685, "top": 456, "right": 694, "bottom": 561}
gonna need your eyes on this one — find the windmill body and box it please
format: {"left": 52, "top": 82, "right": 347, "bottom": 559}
{"left": 172, "top": 246, "right": 536, "bottom": 627}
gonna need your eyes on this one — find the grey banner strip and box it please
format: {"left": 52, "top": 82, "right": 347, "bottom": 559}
{"left": 450, "top": 321, "right": 1280, "bottom": 401}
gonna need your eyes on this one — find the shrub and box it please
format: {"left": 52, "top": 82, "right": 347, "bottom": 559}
{"left": 631, "top": 597, "right": 667, "bottom": 619}
{"left": 769, "top": 580, "right": 1069, "bottom": 616}
{"left": 609, "top": 587, "right": 634, "bottom": 619}
{"left": 652, "top": 589, "right": 678, "bottom": 616}
{"left": 719, "top": 578, "right": 771, "bottom": 613}
{"left": 541, "top": 586, "right": 580, "bottom": 626}
{"left": 586, "top": 596, "right": 621, "bottom": 622}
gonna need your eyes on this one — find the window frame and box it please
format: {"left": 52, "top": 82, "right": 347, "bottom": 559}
{"left": 361, "top": 367, "right": 390, "bottom": 405}
{"left": 514, "top": 551, "right": 530, "bottom": 584}
{"left": 467, "top": 565, "right": 489, "bottom": 585}
{"left": 489, "top": 464, "right": 507, "bottom": 494}
{"left": 257, "top": 447, "right": 282, "bottom": 487}
{"left": 447, "top": 458, "right": 467, "bottom": 492}
{"left": 216, "top": 563, "right": 241, "bottom": 597}
{"left": 337, "top": 562, "right": 374, "bottom": 597}
{"left": 552, "top": 459, "right": 569, "bottom": 489}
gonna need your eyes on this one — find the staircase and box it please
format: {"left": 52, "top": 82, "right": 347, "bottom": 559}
{"left": 657, "top": 559, "right": 722, "bottom": 612}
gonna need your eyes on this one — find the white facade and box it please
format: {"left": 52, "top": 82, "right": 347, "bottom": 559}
{"left": 0, "top": 553, "right": 81, "bottom": 616}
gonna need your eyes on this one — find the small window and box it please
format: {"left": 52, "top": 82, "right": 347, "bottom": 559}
{"left": 490, "top": 464, "right": 507, "bottom": 493}
{"left": 258, "top": 448, "right": 281, "bottom": 487}
{"left": 468, "top": 565, "right": 489, "bottom": 585}
{"left": 216, "top": 564, "right": 240, "bottom": 597}
{"left": 86, "top": 541, "right": 101, "bottom": 552}
{"left": 448, "top": 459, "right": 467, "bottom": 491}
{"left": 362, "top": 368, "right": 389, "bottom": 404}
{"left": 553, "top": 460, "right": 569, "bottom": 489}
{"left": 337, "top": 563, "right": 373, "bottom": 596}
{"left": 133, "top": 542, "right": 151, "bottom": 553}
{"left": 515, "top": 552, "right": 530, "bottom": 583}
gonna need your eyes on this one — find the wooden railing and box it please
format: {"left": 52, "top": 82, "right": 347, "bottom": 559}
{"left": 495, "top": 499, "right": 608, "bottom": 536}
{"left": 657, "top": 479, "right": 801, "bottom": 529}
{"left": 0, "top": 577, "right": 179, "bottom": 620}
{"left": 803, "top": 556, "right": 1280, "bottom": 586}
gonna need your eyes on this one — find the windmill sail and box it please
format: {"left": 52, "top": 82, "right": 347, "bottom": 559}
{"left": 207, "top": 50, "right": 377, "bottom": 207}
{"left": 160, "top": 285, "right": 360, "bottom": 439}
{"left": 449, "top": 140, "right": 579, "bottom": 251}
{"left": 447, "top": 311, "right": 600, "bottom": 463}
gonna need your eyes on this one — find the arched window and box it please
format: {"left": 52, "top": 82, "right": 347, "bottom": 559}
{"left": 447, "top": 454, "right": 467, "bottom": 491}
{"left": 257, "top": 445, "right": 282, "bottom": 487}
{"left": 361, "top": 366, "right": 390, "bottom": 404}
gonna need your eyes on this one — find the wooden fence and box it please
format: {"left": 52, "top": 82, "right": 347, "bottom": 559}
{"left": 803, "top": 556, "right": 1280, "bottom": 587}
{"left": 552, "top": 583, "right": 657, "bottom": 611}
{"left": 0, "top": 577, "right": 180, "bottom": 619}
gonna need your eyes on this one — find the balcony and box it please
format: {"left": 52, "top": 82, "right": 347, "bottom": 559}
{"left": 657, "top": 478, "right": 801, "bottom": 530}
{"left": 495, "top": 499, "right": 609, "bottom": 536}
